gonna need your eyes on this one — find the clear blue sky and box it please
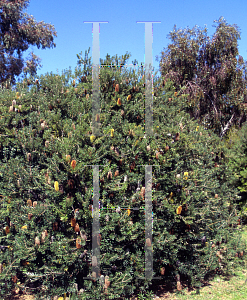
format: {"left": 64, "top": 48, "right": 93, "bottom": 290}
{"left": 25, "top": 0, "right": 247, "bottom": 80}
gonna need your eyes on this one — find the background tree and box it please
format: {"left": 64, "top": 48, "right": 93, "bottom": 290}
{"left": 0, "top": 0, "right": 57, "bottom": 85}
{"left": 156, "top": 17, "right": 247, "bottom": 139}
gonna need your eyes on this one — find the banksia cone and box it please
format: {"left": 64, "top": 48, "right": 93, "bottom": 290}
{"left": 74, "top": 223, "right": 80, "bottom": 233}
{"left": 33, "top": 201, "right": 38, "bottom": 208}
{"left": 127, "top": 95, "right": 131, "bottom": 101}
{"left": 104, "top": 275, "right": 110, "bottom": 290}
{"left": 9, "top": 105, "right": 13, "bottom": 112}
{"left": 117, "top": 98, "right": 121, "bottom": 106}
{"left": 140, "top": 187, "right": 145, "bottom": 199}
{"left": 90, "top": 135, "right": 96, "bottom": 143}
{"left": 45, "top": 141, "right": 49, "bottom": 148}
{"left": 41, "top": 230, "right": 48, "bottom": 243}
{"left": 160, "top": 267, "right": 165, "bottom": 275}
{"left": 35, "top": 236, "right": 40, "bottom": 246}
{"left": 114, "top": 170, "right": 119, "bottom": 177}
{"left": 71, "top": 218, "right": 76, "bottom": 227}
{"left": 54, "top": 181, "right": 59, "bottom": 192}
{"left": 110, "top": 129, "right": 114, "bottom": 137}
{"left": 28, "top": 213, "right": 33, "bottom": 220}
{"left": 115, "top": 84, "right": 119, "bottom": 92}
{"left": 107, "top": 171, "right": 112, "bottom": 180}
{"left": 53, "top": 222, "right": 58, "bottom": 231}
{"left": 177, "top": 206, "right": 182, "bottom": 215}
{"left": 76, "top": 237, "right": 82, "bottom": 249}
{"left": 121, "top": 109, "right": 125, "bottom": 116}
{"left": 27, "top": 153, "right": 31, "bottom": 162}
{"left": 72, "top": 79, "right": 76, "bottom": 87}
{"left": 5, "top": 226, "right": 10, "bottom": 234}
{"left": 65, "top": 155, "right": 71, "bottom": 163}
{"left": 71, "top": 160, "right": 76, "bottom": 169}
{"left": 174, "top": 133, "right": 180, "bottom": 141}
{"left": 27, "top": 199, "right": 32, "bottom": 206}
{"left": 114, "top": 147, "right": 119, "bottom": 156}
{"left": 0, "top": 263, "right": 3, "bottom": 273}
{"left": 127, "top": 208, "right": 131, "bottom": 216}
{"left": 147, "top": 145, "right": 150, "bottom": 151}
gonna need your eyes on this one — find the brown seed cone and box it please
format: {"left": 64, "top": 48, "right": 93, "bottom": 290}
{"left": 33, "top": 201, "right": 38, "bottom": 208}
{"left": 174, "top": 133, "right": 180, "bottom": 141}
{"left": 76, "top": 237, "right": 82, "bottom": 249}
{"left": 53, "top": 222, "right": 58, "bottom": 231}
{"left": 160, "top": 267, "right": 165, "bottom": 275}
{"left": 115, "top": 84, "right": 119, "bottom": 92}
{"left": 74, "top": 223, "right": 80, "bottom": 233}
{"left": 71, "top": 218, "right": 76, "bottom": 227}
{"left": 5, "top": 226, "right": 10, "bottom": 234}
{"left": 114, "top": 170, "right": 119, "bottom": 177}
{"left": 28, "top": 213, "right": 33, "bottom": 220}
{"left": 27, "top": 199, "right": 32, "bottom": 206}
{"left": 140, "top": 187, "right": 145, "bottom": 199}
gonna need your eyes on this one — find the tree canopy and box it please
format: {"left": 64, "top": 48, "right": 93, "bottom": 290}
{"left": 0, "top": 0, "right": 57, "bottom": 85}
{"left": 156, "top": 17, "right": 247, "bottom": 139}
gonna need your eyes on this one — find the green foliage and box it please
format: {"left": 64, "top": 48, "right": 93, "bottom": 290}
{"left": 0, "top": 49, "right": 246, "bottom": 299}
{"left": 0, "top": 0, "right": 57, "bottom": 85}
{"left": 222, "top": 123, "right": 247, "bottom": 223}
{"left": 156, "top": 17, "right": 247, "bottom": 139}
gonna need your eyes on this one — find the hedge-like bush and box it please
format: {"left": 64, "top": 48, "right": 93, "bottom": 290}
{"left": 0, "top": 50, "right": 246, "bottom": 299}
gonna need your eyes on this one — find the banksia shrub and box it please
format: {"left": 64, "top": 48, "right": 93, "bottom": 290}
{"left": 0, "top": 50, "right": 246, "bottom": 300}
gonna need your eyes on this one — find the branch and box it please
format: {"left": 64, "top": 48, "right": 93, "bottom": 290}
{"left": 220, "top": 112, "right": 235, "bottom": 139}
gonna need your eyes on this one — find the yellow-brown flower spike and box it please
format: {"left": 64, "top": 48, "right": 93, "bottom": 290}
{"left": 183, "top": 172, "right": 188, "bottom": 180}
{"left": 74, "top": 223, "right": 80, "bottom": 233}
{"left": 127, "top": 95, "right": 131, "bottom": 101}
{"left": 27, "top": 199, "right": 32, "bottom": 206}
{"left": 71, "top": 160, "right": 76, "bottom": 169}
{"left": 127, "top": 208, "right": 131, "bottom": 216}
{"left": 174, "top": 92, "right": 177, "bottom": 97}
{"left": 72, "top": 79, "right": 76, "bottom": 87}
{"left": 117, "top": 98, "right": 121, "bottom": 106}
{"left": 76, "top": 237, "right": 82, "bottom": 249}
{"left": 110, "top": 129, "right": 114, "bottom": 137}
{"left": 115, "top": 84, "right": 119, "bottom": 92}
{"left": 54, "top": 181, "right": 59, "bottom": 192}
{"left": 90, "top": 135, "right": 96, "bottom": 143}
{"left": 65, "top": 155, "right": 71, "bottom": 163}
{"left": 71, "top": 218, "right": 76, "bottom": 227}
{"left": 5, "top": 226, "right": 10, "bottom": 234}
{"left": 176, "top": 206, "right": 182, "bottom": 215}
